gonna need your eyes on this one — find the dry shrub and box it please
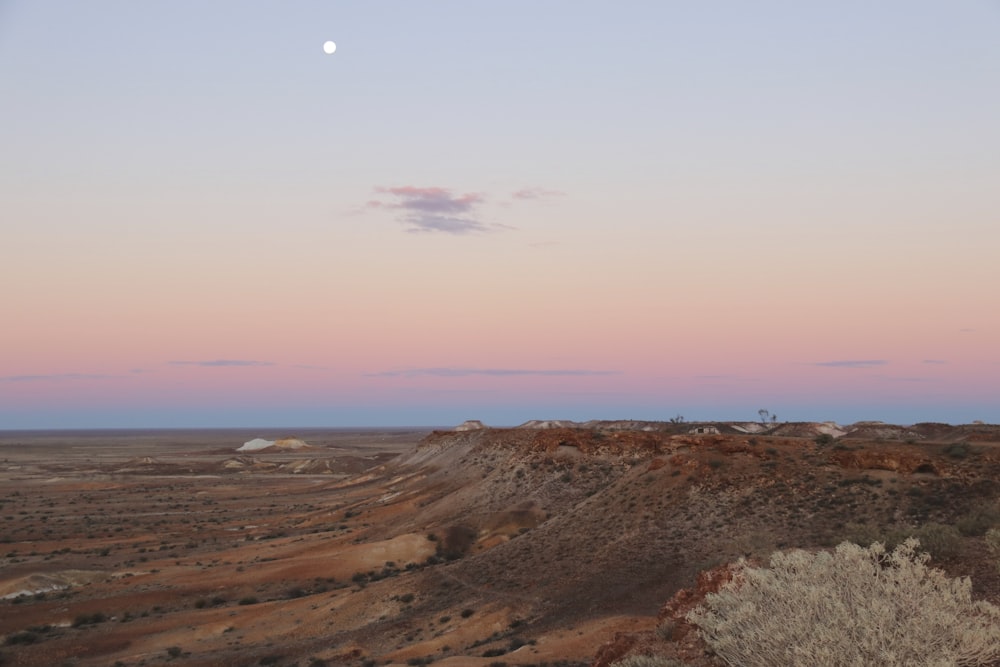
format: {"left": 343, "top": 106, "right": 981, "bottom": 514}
{"left": 843, "top": 522, "right": 962, "bottom": 561}
{"left": 611, "top": 656, "right": 686, "bottom": 667}
{"left": 958, "top": 505, "right": 1000, "bottom": 537}
{"left": 687, "top": 539, "right": 1000, "bottom": 666}
{"left": 439, "top": 525, "right": 476, "bottom": 560}
{"left": 987, "top": 529, "right": 1000, "bottom": 572}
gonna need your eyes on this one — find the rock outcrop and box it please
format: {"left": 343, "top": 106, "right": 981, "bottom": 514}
{"left": 454, "top": 420, "right": 488, "bottom": 431}
{"left": 237, "top": 437, "right": 310, "bottom": 452}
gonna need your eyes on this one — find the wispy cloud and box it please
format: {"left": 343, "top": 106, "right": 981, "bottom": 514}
{"left": 0, "top": 373, "right": 120, "bottom": 382}
{"left": 813, "top": 360, "right": 888, "bottom": 368}
{"left": 409, "top": 215, "right": 499, "bottom": 235}
{"left": 168, "top": 360, "right": 273, "bottom": 367}
{"left": 367, "top": 186, "right": 512, "bottom": 234}
{"left": 694, "top": 374, "right": 760, "bottom": 383}
{"left": 368, "top": 367, "right": 619, "bottom": 378}
{"left": 371, "top": 186, "right": 483, "bottom": 214}
{"left": 922, "top": 359, "right": 948, "bottom": 365}
{"left": 368, "top": 186, "right": 485, "bottom": 234}
{"left": 873, "top": 375, "right": 935, "bottom": 383}
{"left": 511, "top": 187, "right": 565, "bottom": 200}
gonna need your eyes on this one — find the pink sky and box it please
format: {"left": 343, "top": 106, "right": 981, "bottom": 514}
{"left": 2, "top": 2, "right": 998, "bottom": 427}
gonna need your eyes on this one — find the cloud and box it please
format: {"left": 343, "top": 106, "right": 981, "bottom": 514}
{"left": 511, "top": 187, "right": 565, "bottom": 200}
{"left": 0, "top": 373, "right": 120, "bottom": 382}
{"left": 812, "top": 360, "right": 888, "bottom": 368}
{"left": 374, "top": 186, "right": 483, "bottom": 214}
{"left": 403, "top": 215, "right": 495, "bottom": 234}
{"left": 922, "top": 359, "right": 948, "bottom": 365}
{"left": 168, "top": 360, "right": 273, "bottom": 367}
{"left": 873, "top": 375, "right": 934, "bottom": 383}
{"left": 694, "top": 374, "right": 760, "bottom": 383}
{"left": 368, "top": 367, "right": 619, "bottom": 378}
{"left": 368, "top": 186, "right": 511, "bottom": 234}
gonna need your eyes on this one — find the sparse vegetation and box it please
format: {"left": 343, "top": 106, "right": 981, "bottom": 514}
{"left": 4, "top": 630, "right": 39, "bottom": 645}
{"left": 814, "top": 433, "right": 835, "bottom": 446}
{"left": 71, "top": 612, "right": 108, "bottom": 627}
{"left": 842, "top": 522, "right": 963, "bottom": 561}
{"left": 947, "top": 443, "right": 974, "bottom": 459}
{"left": 437, "top": 525, "right": 476, "bottom": 560}
{"left": 611, "top": 656, "right": 685, "bottom": 667}
{"left": 957, "top": 505, "right": 1000, "bottom": 536}
{"left": 987, "top": 529, "right": 1000, "bottom": 572}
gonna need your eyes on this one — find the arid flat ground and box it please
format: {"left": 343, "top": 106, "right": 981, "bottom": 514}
{"left": 1, "top": 423, "right": 999, "bottom": 667}
{"left": 0, "top": 429, "right": 444, "bottom": 667}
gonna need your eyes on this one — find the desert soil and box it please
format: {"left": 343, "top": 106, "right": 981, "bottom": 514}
{"left": 1, "top": 423, "right": 999, "bottom": 667}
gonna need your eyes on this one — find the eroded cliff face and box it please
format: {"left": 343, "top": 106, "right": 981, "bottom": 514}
{"left": 591, "top": 561, "right": 744, "bottom": 667}
{"left": 828, "top": 447, "right": 943, "bottom": 475}
{"left": 422, "top": 424, "right": 833, "bottom": 462}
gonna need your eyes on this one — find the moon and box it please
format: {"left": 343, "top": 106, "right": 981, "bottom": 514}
{"left": 323, "top": 41, "right": 337, "bottom": 55}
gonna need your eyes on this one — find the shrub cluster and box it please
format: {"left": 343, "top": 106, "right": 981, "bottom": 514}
{"left": 957, "top": 505, "right": 1000, "bottom": 537}
{"left": 611, "top": 657, "right": 685, "bottom": 667}
{"left": 71, "top": 612, "right": 108, "bottom": 627}
{"left": 842, "top": 522, "right": 963, "bottom": 561}
{"left": 813, "top": 433, "right": 835, "bottom": 446}
{"left": 987, "top": 529, "right": 1000, "bottom": 571}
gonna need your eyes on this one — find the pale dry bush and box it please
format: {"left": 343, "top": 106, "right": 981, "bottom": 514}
{"left": 687, "top": 539, "right": 1000, "bottom": 667}
{"left": 610, "top": 656, "right": 685, "bottom": 667}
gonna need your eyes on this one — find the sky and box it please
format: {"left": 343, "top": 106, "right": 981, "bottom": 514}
{"left": 2, "top": 1, "right": 999, "bottom": 428}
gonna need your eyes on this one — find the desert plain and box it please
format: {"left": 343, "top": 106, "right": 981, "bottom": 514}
{"left": 1, "top": 420, "right": 999, "bottom": 667}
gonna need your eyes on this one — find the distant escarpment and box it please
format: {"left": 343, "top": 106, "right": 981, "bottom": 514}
{"left": 415, "top": 419, "right": 1000, "bottom": 469}
{"left": 419, "top": 425, "right": 681, "bottom": 458}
